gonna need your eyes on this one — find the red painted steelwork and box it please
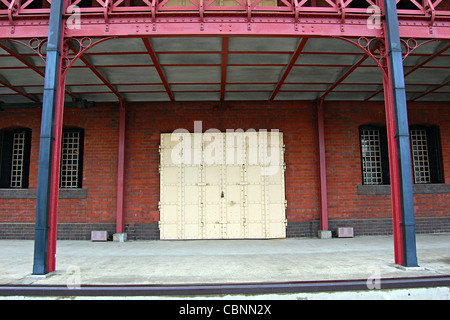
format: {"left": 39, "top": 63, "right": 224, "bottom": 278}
{"left": 270, "top": 37, "right": 308, "bottom": 101}
{"left": 380, "top": 41, "right": 404, "bottom": 266}
{"left": 220, "top": 37, "right": 229, "bottom": 101}
{"left": 1, "top": 0, "right": 450, "bottom": 39}
{"left": 116, "top": 99, "right": 126, "bottom": 234}
{"left": 142, "top": 37, "right": 174, "bottom": 101}
{"left": 316, "top": 98, "right": 328, "bottom": 232}
{"left": 46, "top": 42, "right": 68, "bottom": 274}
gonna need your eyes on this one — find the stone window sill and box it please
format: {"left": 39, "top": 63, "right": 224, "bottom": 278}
{"left": 357, "top": 184, "right": 450, "bottom": 195}
{"left": 0, "top": 188, "right": 87, "bottom": 199}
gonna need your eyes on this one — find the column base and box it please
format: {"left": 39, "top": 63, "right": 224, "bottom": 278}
{"left": 113, "top": 233, "right": 127, "bottom": 242}
{"left": 318, "top": 230, "right": 332, "bottom": 239}
{"left": 395, "top": 265, "right": 425, "bottom": 271}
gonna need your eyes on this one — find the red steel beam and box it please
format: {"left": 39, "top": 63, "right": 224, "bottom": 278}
{"left": 410, "top": 78, "right": 450, "bottom": 101}
{"left": 142, "top": 37, "right": 174, "bottom": 102}
{"left": 0, "top": 42, "right": 78, "bottom": 100}
{"left": 366, "top": 43, "right": 449, "bottom": 101}
{"left": 316, "top": 98, "right": 328, "bottom": 232}
{"left": 383, "top": 73, "right": 404, "bottom": 266}
{"left": 46, "top": 67, "right": 66, "bottom": 274}
{"left": 0, "top": 42, "right": 45, "bottom": 77}
{"left": 220, "top": 37, "right": 229, "bottom": 101}
{"left": 404, "top": 44, "right": 449, "bottom": 77}
{"left": 270, "top": 37, "right": 308, "bottom": 101}
{"left": 69, "top": 43, "right": 124, "bottom": 101}
{"left": 0, "top": 78, "right": 39, "bottom": 102}
{"left": 319, "top": 55, "right": 370, "bottom": 100}
{"left": 116, "top": 99, "right": 126, "bottom": 234}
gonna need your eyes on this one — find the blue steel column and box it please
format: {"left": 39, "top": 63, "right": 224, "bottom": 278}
{"left": 32, "top": 0, "right": 65, "bottom": 275}
{"left": 383, "top": 0, "right": 418, "bottom": 267}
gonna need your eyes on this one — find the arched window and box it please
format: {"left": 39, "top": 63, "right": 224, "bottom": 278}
{"left": 0, "top": 128, "right": 32, "bottom": 188}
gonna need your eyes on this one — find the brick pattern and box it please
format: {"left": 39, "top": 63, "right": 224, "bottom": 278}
{"left": 0, "top": 101, "right": 449, "bottom": 239}
{"left": 2, "top": 217, "right": 448, "bottom": 240}
{"left": 125, "top": 223, "right": 160, "bottom": 240}
{"left": 287, "top": 217, "right": 450, "bottom": 238}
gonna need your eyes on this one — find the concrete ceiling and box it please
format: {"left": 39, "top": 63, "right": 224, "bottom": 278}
{"left": 0, "top": 37, "right": 448, "bottom": 105}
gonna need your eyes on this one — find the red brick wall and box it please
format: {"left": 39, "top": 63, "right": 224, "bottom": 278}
{"left": 0, "top": 105, "right": 120, "bottom": 225}
{"left": 324, "top": 101, "right": 391, "bottom": 222}
{"left": 0, "top": 101, "right": 449, "bottom": 234}
{"left": 123, "top": 101, "right": 320, "bottom": 225}
{"left": 324, "top": 101, "right": 450, "bottom": 223}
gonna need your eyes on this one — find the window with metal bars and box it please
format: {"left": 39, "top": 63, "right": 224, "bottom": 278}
{"left": 359, "top": 125, "right": 390, "bottom": 185}
{"left": 0, "top": 128, "right": 32, "bottom": 189}
{"left": 60, "top": 128, "right": 84, "bottom": 189}
{"left": 359, "top": 125, "right": 444, "bottom": 186}
{"left": 410, "top": 126, "right": 444, "bottom": 184}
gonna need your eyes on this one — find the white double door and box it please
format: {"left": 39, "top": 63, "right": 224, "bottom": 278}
{"left": 159, "top": 131, "right": 286, "bottom": 240}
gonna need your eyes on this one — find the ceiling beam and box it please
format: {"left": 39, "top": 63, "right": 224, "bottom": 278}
{"left": 68, "top": 41, "right": 124, "bottom": 102}
{"left": 366, "top": 42, "right": 449, "bottom": 101}
{"left": 220, "top": 37, "right": 229, "bottom": 101}
{"left": 270, "top": 38, "right": 308, "bottom": 101}
{"left": 0, "top": 73, "right": 40, "bottom": 103}
{"left": 404, "top": 43, "right": 449, "bottom": 77}
{"left": 319, "top": 54, "right": 370, "bottom": 100}
{"left": 142, "top": 38, "right": 174, "bottom": 102}
{"left": 0, "top": 41, "right": 79, "bottom": 100}
{"left": 410, "top": 76, "right": 450, "bottom": 101}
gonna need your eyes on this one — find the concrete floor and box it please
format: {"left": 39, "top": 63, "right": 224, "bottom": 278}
{"left": 1, "top": 234, "right": 449, "bottom": 288}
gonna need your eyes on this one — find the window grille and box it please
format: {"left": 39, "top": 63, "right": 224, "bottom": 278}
{"left": 10, "top": 132, "right": 25, "bottom": 188}
{"left": 410, "top": 129, "right": 431, "bottom": 184}
{"left": 60, "top": 130, "right": 81, "bottom": 188}
{"left": 360, "top": 129, "right": 383, "bottom": 185}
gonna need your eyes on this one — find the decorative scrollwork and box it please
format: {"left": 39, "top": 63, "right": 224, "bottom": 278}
{"left": 400, "top": 38, "right": 438, "bottom": 60}
{"left": 334, "top": 36, "right": 387, "bottom": 77}
{"left": 357, "top": 36, "right": 386, "bottom": 66}
{"left": 8, "top": 38, "right": 48, "bottom": 63}
{"left": 61, "top": 36, "right": 117, "bottom": 76}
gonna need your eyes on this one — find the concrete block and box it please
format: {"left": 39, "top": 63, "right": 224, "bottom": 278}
{"left": 318, "top": 230, "right": 332, "bottom": 239}
{"left": 337, "top": 227, "right": 354, "bottom": 238}
{"left": 395, "top": 265, "right": 426, "bottom": 271}
{"left": 91, "top": 230, "right": 108, "bottom": 241}
{"left": 113, "top": 233, "right": 127, "bottom": 242}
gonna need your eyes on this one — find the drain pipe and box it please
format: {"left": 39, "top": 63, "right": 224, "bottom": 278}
{"left": 32, "top": 0, "right": 65, "bottom": 275}
{"left": 383, "top": 0, "right": 418, "bottom": 267}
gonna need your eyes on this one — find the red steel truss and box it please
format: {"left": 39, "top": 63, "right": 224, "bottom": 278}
{"left": 0, "top": 0, "right": 449, "bottom": 39}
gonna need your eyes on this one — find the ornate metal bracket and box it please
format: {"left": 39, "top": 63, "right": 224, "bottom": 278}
{"left": 335, "top": 35, "right": 440, "bottom": 81}
{"left": 61, "top": 36, "right": 117, "bottom": 76}
{"left": 400, "top": 38, "right": 438, "bottom": 60}
{"left": 6, "top": 36, "right": 117, "bottom": 77}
